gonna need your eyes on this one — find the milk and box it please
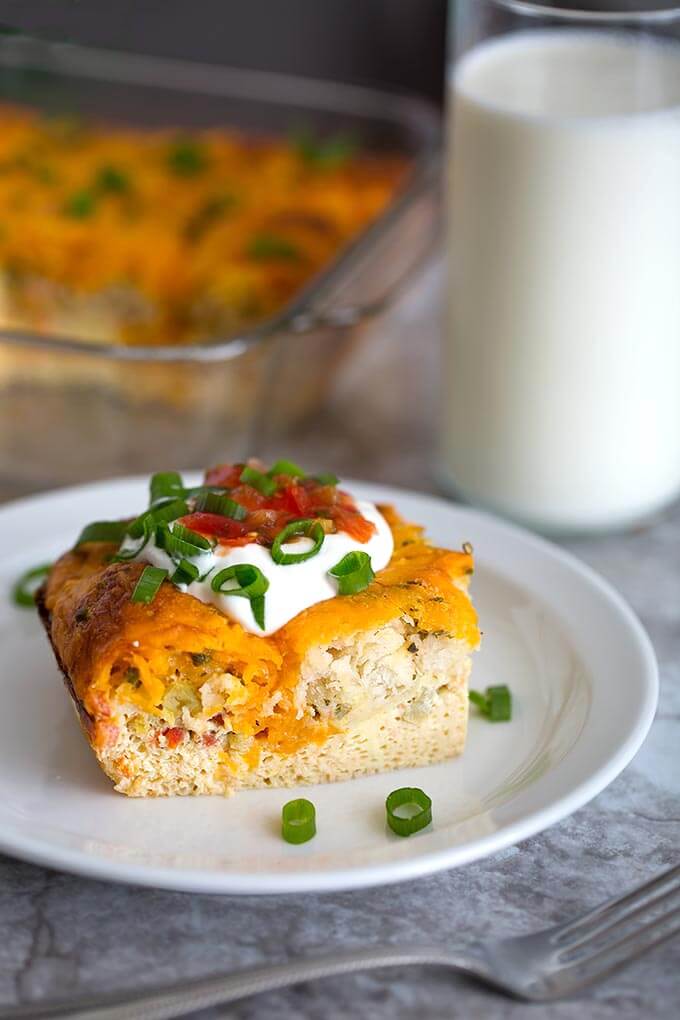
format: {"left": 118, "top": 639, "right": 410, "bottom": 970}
{"left": 442, "top": 31, "right": 680, "bottom": 532}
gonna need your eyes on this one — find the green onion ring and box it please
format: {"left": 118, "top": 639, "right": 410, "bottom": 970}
{"left": 267, "top": 459, "right": 306, "bottom": 478}
{"left": 75, "top": 520, "right": 128, "bottom": 546}
{"left": 239, "top": 465, "right": 277, "bottom": 497}
{"left": 156, "top": 522, "right": 213, "bottom": 561}
{"left": 469, "top": 685, "right": 512, "bottom": 722}
{"left": 193, "top": 490, "right": 247, "bottom": 520}
{"left": 210, "top": 564, "right": 269, "bottom": 629}
{"left": 281, "top": 798, "right": 316, "bottom": 844}
{"left": 328, "top": 550, "right": 374, "bottom": 595}
{"left": 12, "top": 563, "right": 52, "bottom": 608}
{"left": 271, "top": 519, "right": 325, "bottom": 565}
{"left": 385, "top": 787, "right": 432, "bottom": 837}
{"left": 150, "top": 471, "right": 185, "bottom": 506}
{"left": 113, "top": 499, "right": 189, "bottom": 562}
{"left": 130, "top": 565, "right": 168, "bottom": 605}
{"left": 210, "top": 563, "right": 269, "bottom": 599}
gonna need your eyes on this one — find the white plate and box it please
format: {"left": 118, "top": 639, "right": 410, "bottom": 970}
{"left": 0, "top": 477, "right": 657, "bottom": 894}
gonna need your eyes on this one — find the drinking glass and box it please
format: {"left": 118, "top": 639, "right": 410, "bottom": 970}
{"left": 440, "top": 1, "right": 680, "bottom": 534}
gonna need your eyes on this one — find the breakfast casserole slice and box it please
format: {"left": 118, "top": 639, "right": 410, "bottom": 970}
{"left": 38, "top": 462, "right": 480, "bottom": 796}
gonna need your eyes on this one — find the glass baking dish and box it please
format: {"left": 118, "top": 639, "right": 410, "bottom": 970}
{"left": 0, "top": 36, "right": 440, "bottom": 493}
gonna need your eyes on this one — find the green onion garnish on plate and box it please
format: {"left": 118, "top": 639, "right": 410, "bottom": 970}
{"left": 281, "top": 798, "right": 316, "bottom": 844}
{"left": 328, "top": 550, "right": 374, "bottom": 595}
{"left": 239, "top": 466, "right": 277, "bottom": 497}
{"left": 12, "top": 563, "right": 52, "bottom": 608}
{"left": 130, "top": 565, "right": 168, "bottom": 605}
{"left": 75, "top": 520, "right": 129, "bottom": 546}
{"left": 271, "top": 519, "right": 325, "bottom": 565}
{"left": 313, "top": 473, "right": 339, "bottom": 486}
{"left": 469, "top": 684, "right": 512, "bottom": 722}
{"left": 193, "top": 490, "right": 247, "bottom": 520}
{"left": 210, "top": 564, "right": 269, "bottom": 629}
{"left": 385, "top": 787, "right": 432, "bottom": 837}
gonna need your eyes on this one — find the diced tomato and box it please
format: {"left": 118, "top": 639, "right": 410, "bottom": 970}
{"left": 162, "top": 727, "right": 185, "bottom": 748}
{"left": 204, "top": 463, "right": 243, "bottom": 488}
{"left": 329, "top": 507, "right": 376, "bottom": 543}
{"left": 203, "top": 732, "right": 218, "bottom": 747}
{"left": 180, "top": 512, "right": 248, "bottom": 542}
{"left": 308, "top": 484, "right": 340, "bottom": 508}
{"left": 271, "top": 482, "right": 312, "bottom": 517}
{"left": 228, "top": 484, "right": 269, "bottom": 511}
{"left": 246, "top": 508, "right": 292, "bottom": 544}
{"left": 194, "top": 463, "right": 376, "bottom": 547}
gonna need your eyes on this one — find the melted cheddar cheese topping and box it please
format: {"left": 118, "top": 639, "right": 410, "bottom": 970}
{"left": 44, "top": 507, "right": 479, "bottom": 756}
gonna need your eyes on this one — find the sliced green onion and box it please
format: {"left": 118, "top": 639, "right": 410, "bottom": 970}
{"left": 75, "top": 520, "right": 128, "bottom": 546}
{"left": 193, "top": 490, "right": 247, "bottom": 520}
{"left": 171, "top": 559, "right": 200, "bottom": 586}
{"left": 250, "top": 595, "right": 266, "bottom": 631}
{"left": 468, "top": 690, "right": 489, "bottom": 713}
{"left": 63, "top": 188, "right": 96, "bottom": 218}
{"left": 148, "top": 498, "right": 189, "bottom": 525}
{"left": 488, "top": 685, "right": 512, "bottom": 722}
{"left": 210, "top": 564, "right": 269, "bottom": 598}
{"left": 281, "top": 798, "right": 316, "bottom": 844}
{"left": 239, "top": 466, "right": 277, "bottom": 497}
{"left": 131, "top": 566, "right": 168, "bottom": 605}
{"left": 167, "top": 138, "right": 207, "bottom": 176}
{"left": 386, "top": 787, "right": 432, "bottom": 837}
{"left": 95, "top": 163, "right": 130, "bottom": 194}
{"left": 313, "top": 472, "right": 339, "bottom": 486}
{"left": 469, "top": 684, "right": 512, "bottom": 722}
{"left": 328, "top": 550, "right": 374, "bottom": 595}
{"left": 267, "top": 459, "right": 306, "bottom": 479}
{"left": 156, "top": 522, "right": 213, "bottom": 561}
{"left": 150, "top": 471, "right": 185, "bottom": 506}
{"left": 247, "top": 233, "right": 300, "bottom": 261}
{"left": 210, "top": 564, "right": 269, "bottom": 629}
{"left": 12, "top": 563, "right": 52, "bottom": 608}
{"left": 112, "top": 513, "right": 155, "bottom": 561}
{"left": 271, "top": 519, "right": 325, "bottom": 565}
{"left": 293, "top": 129, "right": 358, "bottom": 169}
{"left": 123, "top": 498, "right": 188, "bottom": 547}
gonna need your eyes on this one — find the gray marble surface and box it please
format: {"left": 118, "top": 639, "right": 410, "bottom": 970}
{"left": 1, "top": 266, "right": 679, "bottom": 1019}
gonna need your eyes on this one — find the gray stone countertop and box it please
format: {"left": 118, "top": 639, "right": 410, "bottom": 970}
{"left": 0, "top": 265, "right": 678, "bottom": 1019}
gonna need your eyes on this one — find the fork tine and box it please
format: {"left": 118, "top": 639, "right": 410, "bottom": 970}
{"left": 557, "top": 871, "right": 680, "bottom": 956}
{"left": 553, "top": 863, "right": 680, "bottom": 946}
{"left": 557, "top": 908, "right": 680, "bottom": 993}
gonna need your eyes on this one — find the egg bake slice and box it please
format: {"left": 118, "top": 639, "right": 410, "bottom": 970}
{"left": 37, "top": 467, "right": 480, "bottom": 797}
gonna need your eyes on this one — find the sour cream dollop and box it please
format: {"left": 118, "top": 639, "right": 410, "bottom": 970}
{"left": 122, "top": 499, "right": 393, "bottom": 636}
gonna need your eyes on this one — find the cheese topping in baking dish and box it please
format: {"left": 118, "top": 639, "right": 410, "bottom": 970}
{"left": 121, "top": 498, "right": 393, "bottom": 636}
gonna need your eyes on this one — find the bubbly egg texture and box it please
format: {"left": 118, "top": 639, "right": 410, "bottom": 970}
{"left": 121, "top": 499, "right": 393, "bottom": 635}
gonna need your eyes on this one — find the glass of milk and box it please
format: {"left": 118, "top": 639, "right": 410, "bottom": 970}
{"left": 440, "top": 1, "right": 680, "bottom": 534}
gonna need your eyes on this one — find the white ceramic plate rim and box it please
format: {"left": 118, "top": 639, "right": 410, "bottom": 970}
{"left": 0, "top": 477, "right": 658, "bottom": 894}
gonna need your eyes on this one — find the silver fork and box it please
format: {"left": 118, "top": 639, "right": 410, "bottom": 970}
{"left": 2, "top": 863, "right": 679, "bottom": 1020}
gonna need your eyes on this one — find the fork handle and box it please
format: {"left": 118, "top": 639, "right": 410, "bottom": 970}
{"left": 0, "top": 945, "right": 479, "bottom": 1020}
